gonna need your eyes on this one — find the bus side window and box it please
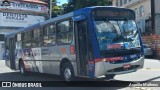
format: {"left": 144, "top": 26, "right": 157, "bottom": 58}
{"left": 43, "top": 24, "right": 56, "bottom": 46}
{"left": 22, "top": 32, "right": 32, "bottom": 48}
{"left": 32, "top": 28, "right": 42, "bottom": 47}
{"left": 57, "top": 20, "right": 73, "bottom": 45}
{"left": 49, "top": 24, "right": 56, "bottom": 46}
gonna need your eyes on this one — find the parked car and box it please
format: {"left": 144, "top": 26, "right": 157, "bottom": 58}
{"left": 143, "top": 44, "right": 153, "bottom": 57}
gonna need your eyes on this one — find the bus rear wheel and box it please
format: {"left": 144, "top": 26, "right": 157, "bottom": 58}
{"left": 19, "top": 61, "right": 27, "bottom": 75}
{"left": 62, "top": 62, "right": 74, "bottom": 81}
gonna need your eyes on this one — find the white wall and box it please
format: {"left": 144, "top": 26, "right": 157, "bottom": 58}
{"left": 0, "top": 42, "right": 4, "bottom": 60}
{"left": 0, "top": 12, "right": 45, "bottom": 27}
{"left": 155, "top": 0, "right": 160, "bottom": 13}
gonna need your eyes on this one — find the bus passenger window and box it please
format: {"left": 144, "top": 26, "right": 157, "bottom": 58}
{"left": 50, "top": 24, "right": 56, "bottom": 34}
{"left": 43, "top": 36, "right": 49, "bottom": 46}
{"left": 32, "top": 29, "right": 41, "bottom": 47}
{"left": 57, "top": 20, "right": 73, "bottom": 44}
{"left": 49, "top": 35, "right": 56, "bottom": 45}
{"left": 22, "top": 31, "right": 32, "bottom": 48}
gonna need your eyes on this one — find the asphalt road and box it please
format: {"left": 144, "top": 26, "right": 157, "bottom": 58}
{"left": 0, "top": 58, "right": 160, "bottom": 90}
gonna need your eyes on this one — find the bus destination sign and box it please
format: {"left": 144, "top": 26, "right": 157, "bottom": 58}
{"left": 92, "top": 10, "right": 135, "bottom": 20}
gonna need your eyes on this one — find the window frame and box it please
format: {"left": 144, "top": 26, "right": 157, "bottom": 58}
{"left": 57, "top": 19, "right": 73, "bottom": 45}
{"left": 139, "top": 6, "right": 144, "bottom": 17}
{"left": 42, "top": 22, "right": 57, "bottom": 46}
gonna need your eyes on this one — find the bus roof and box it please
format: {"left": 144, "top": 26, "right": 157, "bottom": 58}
{"left": 4, "top": 23, "right": 40, "bottom": 38}
{"left": 4, "top": 6, "right": 134, "bottom": 38}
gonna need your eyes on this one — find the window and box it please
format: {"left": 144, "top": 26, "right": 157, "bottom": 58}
{"left": 129, "top": 0, "right": 132, "bottom": 2}
{"left": 124, "top": 0, "right": 127, "bottom": 4}
{"left": 43, "top": 24, "right": 56, "bottom": 46}
{"left": 134, "top": 8, "right": 138, "bottom": 17}
{"left": 116, "top": 0, "right": 119, "bottom": 6}
{"left": 120, "top": 0, "right": 123, "bottom": 6}
{"left": 139, "top": 6, "right": 144, "bottom": 17}
{"left": 22, "top": 31, "right": 32, "bottom": 48}
{"left": 32, "top": 29, "right": 42, "bottom": 47}
{"left": 57, "top": 20, "right": 73, "bottom": 44}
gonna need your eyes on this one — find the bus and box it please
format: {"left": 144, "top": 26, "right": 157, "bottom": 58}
{"left": 4, "top": 6, "right": 144, "bottom": 81}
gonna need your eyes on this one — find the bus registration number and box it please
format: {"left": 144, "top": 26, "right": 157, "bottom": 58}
{"left": 123, "top": 64, "right": 131, "bottom": 69}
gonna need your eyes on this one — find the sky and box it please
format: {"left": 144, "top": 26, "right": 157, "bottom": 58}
{"left": 57, "top": 0, "right": 68, "bottom": 5}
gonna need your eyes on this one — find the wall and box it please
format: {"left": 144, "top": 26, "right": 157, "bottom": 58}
{"left": 155, "top": 14, "right": 160, "bottom": 34}
{"left": 0, "top": 12, "right": 45, "bottom": 27}
{"left": 142, "top": 35, "right": 160, "bottom": 57}
{"left": 155, "top": 0, "right": 160, "bottom": 13}
{"left": 154, "top": 0, "right": 160, "bottom": 35}
{"left": 112, "top": 0, "right": 151, "bottom": 20}
{"left": 0, "top": 42, "right": 4, "bottom": 60}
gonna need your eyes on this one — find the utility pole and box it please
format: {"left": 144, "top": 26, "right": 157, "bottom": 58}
{"left": 49, "top": 0, "right": 60, "bottom": 19}
{"left": 49, "top": 0, "right": 52, "bottom": 19}
{"left": 151, "top": 0, "right": 155, "bottom": 34}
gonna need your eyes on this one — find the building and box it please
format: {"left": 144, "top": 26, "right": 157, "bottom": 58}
{"left": 0, "top": 0, "right": 48, "bottom": 33}
{"left": 0, "top": 0, "right": 48, "bottom": 59}
{"left": 112, "top": 0, "right": 152, "bottom": 34}
{"left": 112, "top": 0, "right": 160, "bottom": 57}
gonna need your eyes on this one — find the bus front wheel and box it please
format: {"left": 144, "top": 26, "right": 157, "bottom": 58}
{"left": 62, "top": 62, "right": 74, "bottom": 81}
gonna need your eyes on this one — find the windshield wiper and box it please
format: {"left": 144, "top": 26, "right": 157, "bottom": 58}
{"left": 104, "top": 19, "right": 119, "bottom": 37}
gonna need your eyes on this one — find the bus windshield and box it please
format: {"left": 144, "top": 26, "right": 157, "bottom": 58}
{"left": 95, "top": 19, "right": 141, "bottom": 52}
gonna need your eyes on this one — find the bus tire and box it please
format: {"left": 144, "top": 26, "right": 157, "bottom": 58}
{"left": 19, "top": 61, "right": 27, "bottom": 75}
{"left": 62, "top": 62, "right": 74, "bottom": 81}
{"left": 105, "top": 74, "right": 115, "bottom": 80}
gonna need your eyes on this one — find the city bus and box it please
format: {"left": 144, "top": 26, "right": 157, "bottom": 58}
{"left": 4, "top": 6, "right": 144, "bottom": 81}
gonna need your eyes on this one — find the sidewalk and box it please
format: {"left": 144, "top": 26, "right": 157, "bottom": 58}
{"left": 144, "top": 58, "right": 160, "bottom": 69}
{"left": 0, "top": 60, "right": 14, "bottom": 73}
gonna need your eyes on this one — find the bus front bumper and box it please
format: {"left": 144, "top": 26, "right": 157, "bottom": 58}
{"left": 94, "top": 56, "right": 144, "bottom": 77}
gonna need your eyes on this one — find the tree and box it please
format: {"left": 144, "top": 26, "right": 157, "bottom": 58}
{"left": 52, "top": 5, "right": 62, "bottom": 17}
{"left": 64, "top": 0, "right": 112, "bottom": 13}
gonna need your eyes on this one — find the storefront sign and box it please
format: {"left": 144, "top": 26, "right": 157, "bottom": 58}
{"left": 0, "top": 1, "right": 48, "bottom": 13}
{"left": 0, "top": 12, "right": 45, "bottom": 27}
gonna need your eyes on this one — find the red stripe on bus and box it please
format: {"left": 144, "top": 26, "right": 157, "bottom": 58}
{"left": 95, "top": 58, "right": 103, "bottom": 63}
{"left": 88, "top": 61, "right": 94, "bottom": 64}
{"left": 94, "top": 57, "right": 124, "bottom": 63}
{"left": 70, "top": 45, "right": 75, "bottom": 55}
{"left": 105, "top": 57, "right": 124, "bottom": 61}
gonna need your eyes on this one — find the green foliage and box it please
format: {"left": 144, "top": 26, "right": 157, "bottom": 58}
{"left": 50, "top": 0, "right": 112, "bottom": 17}
{"left": 62, "top": 0, "right": 112, "bottom": 14}
{"left": 52, "top": 5, "right": 62, "bottom": 17}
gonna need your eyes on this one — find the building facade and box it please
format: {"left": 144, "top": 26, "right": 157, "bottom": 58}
{"left": 112, "top": 0, "right": 160, "bottom": 57}
{"left": 0, "top": 0, "right": 48, "bottom": 59}
{"left": 112, "top": 0, "right": 151, "bottom": 34}
{"left": 0, "top": 0, "right": 48, "bottom": 33}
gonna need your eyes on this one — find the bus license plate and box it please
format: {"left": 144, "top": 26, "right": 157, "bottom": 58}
{"left": 123, "top": 64, "right": 131, "bottom": 69}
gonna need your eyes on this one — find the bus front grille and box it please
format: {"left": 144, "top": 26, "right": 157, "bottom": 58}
{"left": 107, "top": 65, "right": 140, "bottom": 72}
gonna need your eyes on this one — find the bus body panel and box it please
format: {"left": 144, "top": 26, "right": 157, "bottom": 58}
{"left": 19, "top": 44, "right": 77, "bottom": 75}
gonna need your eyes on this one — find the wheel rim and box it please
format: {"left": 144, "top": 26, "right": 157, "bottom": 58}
{"left": 64, "top": 68, "right": 72, "bottom": 81}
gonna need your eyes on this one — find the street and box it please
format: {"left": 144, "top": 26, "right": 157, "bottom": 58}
{"left": 0, "top": 58, "right": 160, "bottom": 90}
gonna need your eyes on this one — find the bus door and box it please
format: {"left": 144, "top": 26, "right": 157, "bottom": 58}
{"left": 8, "top": 37, "right": 16, "bottom": 70}
{"left": 75, "top": 20, "right": 92, "bottom": 76}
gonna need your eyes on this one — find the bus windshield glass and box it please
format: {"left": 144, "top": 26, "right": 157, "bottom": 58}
{"left": 95, "top": 19, "right": 141, "bottom": 51}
